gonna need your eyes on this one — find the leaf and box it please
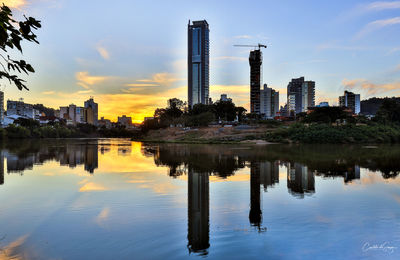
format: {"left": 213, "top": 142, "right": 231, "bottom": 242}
{"left": 26, "top": 64, "right": 34, "bottom": 73}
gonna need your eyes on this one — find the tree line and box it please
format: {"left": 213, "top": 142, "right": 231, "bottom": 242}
{"left": 142, "top": 98, "right": 247, "bottom": 132}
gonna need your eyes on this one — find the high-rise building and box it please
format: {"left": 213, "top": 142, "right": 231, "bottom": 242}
{"left": 249, "top": 50, "right": 262, "bottom": 114}
{"left": 260, "top": 84, "right": 279, "bottom": 118}
{"left": 188, "top": 20, "right": 210, "bottom": 108}
{"left": 287, "top": 77, "right": 315, "bottom": 114}
{"left": 84, "top": 97, "right": 98, "bottom": 125}
{"left": 0, "top": 91, "right": 4, "bottom": 124}
{"left": 339, "top": 91, "right": 360, "bottom": 114}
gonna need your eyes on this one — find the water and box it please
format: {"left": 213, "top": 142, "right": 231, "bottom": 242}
{"left": 0, "top": 139, "right": 399, "bottom": 259}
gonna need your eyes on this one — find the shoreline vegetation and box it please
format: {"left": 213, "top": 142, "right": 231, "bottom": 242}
{"left": 133, "top": 123, "right": 400, "bottom": 144}
{"left": 1, "top": 98, "right": 399, "bottom": 145}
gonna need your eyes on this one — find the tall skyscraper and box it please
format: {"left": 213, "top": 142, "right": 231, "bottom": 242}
{"left": 339, "top": 91, "right": 360, "bottom": 114}
{"left": 249, "top": 50, "right": 262, "bottom": 114}
{"left": 84, "top": 97, "right": 98, "bottom": 125}
{"left": 287, "top": 77, "right": 315, "bottom": 115}
{"left": 260, "top": 84, "right": 279, "bottom": 118}
{"left": 188, "top": 20, "right": 210, "bottom": 108}
{"left": 0, "top": 91, "right": 4, "bottom": 125}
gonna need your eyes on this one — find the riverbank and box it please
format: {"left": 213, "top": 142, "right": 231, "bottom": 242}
{"left": 133, "top": 125, "right": 275, "bottom": 144}
{"left": 133, "top": 123, "right": 400, "bottom": 144}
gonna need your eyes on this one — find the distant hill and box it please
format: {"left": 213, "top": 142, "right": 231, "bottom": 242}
{"left": 361, "top": 97, "right": 400, "bottom": 115}
{"left": 33, "top": 104, "right": 55, "bottom": 117}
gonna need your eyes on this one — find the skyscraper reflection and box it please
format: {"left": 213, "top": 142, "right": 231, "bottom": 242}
{"left": 287, "top": 163, "right": 315, "bottom": 198}
{"left": 249, "top": 162, "right": 262, "bottom": 228}
{"left": 187, "top": 168, "right": 210, "bottom": 255}
{"left": 84, "top": 145, "right": 98, "bottom": 174}
{"left": 0, "top": 152, "right": 4, "bottom": 185}
{"left": 260, "top": 161, "right": 279, "bottom": 191}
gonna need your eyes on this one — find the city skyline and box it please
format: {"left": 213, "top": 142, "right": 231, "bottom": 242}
{"left": 2, "top": 0, "right": 400, "bottom": 122}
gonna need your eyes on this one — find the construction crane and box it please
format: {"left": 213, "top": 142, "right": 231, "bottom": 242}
{"left": 233, "top": 43, "right": 267, "bottom": 50}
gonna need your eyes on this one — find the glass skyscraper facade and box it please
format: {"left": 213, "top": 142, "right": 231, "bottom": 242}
{"left": 188, "top": 20, "right": 209, "bottom": 108}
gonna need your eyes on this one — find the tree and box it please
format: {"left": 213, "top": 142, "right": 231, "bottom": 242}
{"left": 375, "top": 99, "right": 400, "bottom": 124}
{"left": 167, "top": 98, "right": 185, "bottom": 110}
{"left": 236, "top": 107, "right": 247, "bottom": 122}
{"left": 0, "top": 4, "right": 41, "bottom": 90}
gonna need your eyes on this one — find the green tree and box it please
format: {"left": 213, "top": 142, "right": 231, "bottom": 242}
{"left": 375, "top": 99, "right": 400, "bottom": 124}
{"left": 0, "top": 4, "right": 41, "bottom": 90}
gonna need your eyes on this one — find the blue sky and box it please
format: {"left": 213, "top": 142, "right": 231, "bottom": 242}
{"left": 3, "top": 0, "right": 400, "bottom": 122}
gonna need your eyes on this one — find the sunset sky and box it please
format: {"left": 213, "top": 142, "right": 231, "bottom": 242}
{"left": 2, "top": 0, "right": 400, "bottom": 123}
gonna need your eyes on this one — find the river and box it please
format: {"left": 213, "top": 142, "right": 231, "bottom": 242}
{"left": 0, "top": 139, "right": 399, "bottom": 259}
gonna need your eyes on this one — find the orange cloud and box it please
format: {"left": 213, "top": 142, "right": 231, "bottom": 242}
{"left": 136, "top": 72, "right": 184, "bottom": 87}
{"left": 342, "top": 78, "right": 400, "bottom": 96}
{"left": 42, "top": 91, "right": 55, "bottom": 95}
{"left": 2, "top": 0, "right": 28, "bottom": 9}
{"left": 76, "top": 71, "right": 111, "bottom": 89}
{"left": 79, "top": 182, "right": 108, "bottom": 192}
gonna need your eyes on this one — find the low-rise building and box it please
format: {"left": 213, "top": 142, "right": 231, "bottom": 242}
{"left": 99, "top": 117, "right": 112, "bottom": 129}
{"left": 118, "top": 115, "right": 132, "bottom": 128}
{"left": 220, "top": 94, "right": 232, "bottom": 102}
{"left": 7, "top": 99, "right": 40, "bottom": 119}
{"left": 59, "top": 104, "right": 85, "bottom": 125}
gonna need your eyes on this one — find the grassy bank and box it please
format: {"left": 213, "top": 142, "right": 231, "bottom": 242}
{"left": 265, "top": 123, "right": 400, "bottom": 144}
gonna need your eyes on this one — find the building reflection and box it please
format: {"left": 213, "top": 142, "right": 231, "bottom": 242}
{"left": 5, "top": 143, "right": 99, "bottom": 174}
{"left": 249, "top": 162, "right": 262, "bottom": 228}
{"left": 287, "top": 163, "right": 315, "bottom": 198}
{"left": 84, "top": 145, "right": 99, "bottom": 174}
{"left": 315, "top": 165, "right": 361, "bottom": 183}
{"left": 187, "top": 168, "right": 210, "bottom": 255}
{"left": 260, "top": 161, "right": 279, "bottom": 191}
{"left": 0, "top": 152, "right": 4, "bottom": 185}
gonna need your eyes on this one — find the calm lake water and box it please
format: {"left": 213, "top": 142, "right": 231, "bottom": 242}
{"left": 0, "top": 139, "right": 400, "bottom": 259}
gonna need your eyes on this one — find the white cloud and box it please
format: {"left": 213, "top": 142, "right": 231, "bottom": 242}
{"left": 96, "top": 46, "right": 110, "bottom": 60}
{"left": 234, "top": 35, "right": 252, "bottom": 39}
{"left": 356, "top": 17, "right": 400, "bottom": 38}
{"left": 364, "top": 1, "right": 400, "bottom": 11}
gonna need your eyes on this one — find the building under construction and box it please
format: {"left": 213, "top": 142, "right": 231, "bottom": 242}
{"left": 249, "top": 50, "right": 262, "bottom": 114}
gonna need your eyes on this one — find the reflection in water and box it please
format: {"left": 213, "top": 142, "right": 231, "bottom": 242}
{"left": 0, "top": 151, "right": 4, "bottom": 185}
{"left": 260, "top": 161, "right": 279, "bottom": 191}
{"left": 287, "top": 163, "right": 315, "bottom": 198}
{"left": 249, "top": 162, "right": 262, "bottom": 228}
{"left": 1, "top": 141, "right": 400, "bottom": 258}
{"left": 1, "top": 140, "right": 99, "bottom": 174}
{"left": 187, "top": 169, "right": 210, "bottom": 255}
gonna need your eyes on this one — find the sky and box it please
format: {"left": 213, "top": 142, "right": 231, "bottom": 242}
{"left": 2, "top": 0, "right": 400, "bottom": 123}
